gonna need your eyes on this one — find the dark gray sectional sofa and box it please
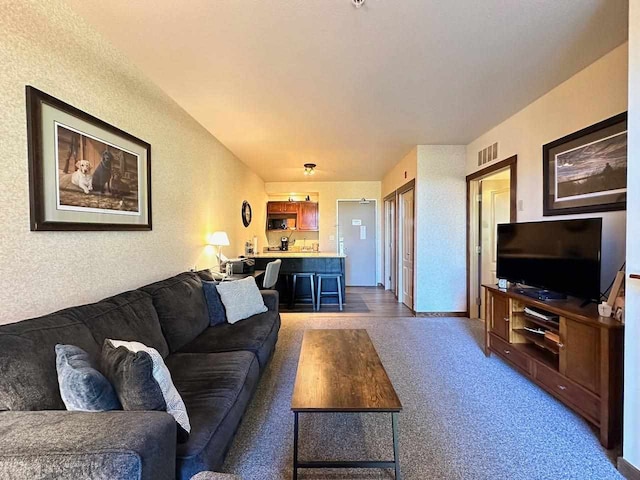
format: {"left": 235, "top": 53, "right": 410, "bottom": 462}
{"left": 0, "top": 271, "right": 280, "bottom": 480}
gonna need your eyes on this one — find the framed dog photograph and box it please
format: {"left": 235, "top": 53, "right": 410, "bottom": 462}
{"left": 26, "top": 86, "right": 152, "bottom": 231}
{"left": 543, "top": 112, "right": 627, "bottom": 216}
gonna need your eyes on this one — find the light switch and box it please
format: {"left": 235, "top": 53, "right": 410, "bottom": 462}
{"left": 329, "top": 235, "right": 335, "bottom": 241}
{"left": 518, "top": 200, "right": 524, "bottom": 211}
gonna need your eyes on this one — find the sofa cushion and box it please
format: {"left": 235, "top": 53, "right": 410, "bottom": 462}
{"left": 0, "top": 311, "right": 100, "bottom": 411}
{"left": 141, "top": 272, "right": 209, "bottom": 352}
{"left": 177, "top": 311, "right": 280, "bottom": 369}
{"left": 55, "top": 344, "right": 121, "bottom": 412}
{"left": 77, "top": 290, "right": 169, "bottom": 359}
{"left": 196, "top": 269, "right": 215, "bottom": 282}
{"left": 101, "top": 340, "right": 167, "bottom": 412}
{"left": 165, "top": 351, "right": 259, "bottom": 478}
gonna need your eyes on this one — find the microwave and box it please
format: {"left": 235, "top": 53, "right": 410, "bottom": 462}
{"left": 268, "top": 218, "right": 296, "bottom": 230}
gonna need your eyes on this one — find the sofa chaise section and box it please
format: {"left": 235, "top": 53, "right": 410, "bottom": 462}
{"left": 0, "top": 411, "right": 176, "bottom": 480}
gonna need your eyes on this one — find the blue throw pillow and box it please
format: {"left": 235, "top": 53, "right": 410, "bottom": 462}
{"left": 202, "top": 280, "right": 227, "bottom": 326}
{"left": 55, "top": 344, "right": 121, "bottom": 412}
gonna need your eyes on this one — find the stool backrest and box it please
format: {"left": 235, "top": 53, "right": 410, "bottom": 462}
{"left": 263, "top": 259, "right": 282, "bottom": 289}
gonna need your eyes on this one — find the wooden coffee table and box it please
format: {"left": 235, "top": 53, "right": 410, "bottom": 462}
{"left": 291, "top": 329, "right": 402, "bottom": 479}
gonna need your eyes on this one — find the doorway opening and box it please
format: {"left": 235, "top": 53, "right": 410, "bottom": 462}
{"left": 383, "top": 180, "right": 415, "bottom": 310}
{"left": 467, "top": 156, "right": 517, "bottom": 319}
{"left": 337, "top": 199, "right": 377, "bottom": 286}
{"left": 383, "top": 193, "right": 397, "bottom": 294}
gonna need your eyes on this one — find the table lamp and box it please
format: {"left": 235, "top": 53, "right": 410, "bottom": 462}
{"left": 209, "top": 231, "right": 230, "bottom": 272}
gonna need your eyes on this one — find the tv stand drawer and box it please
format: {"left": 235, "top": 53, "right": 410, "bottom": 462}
{"left": 490, "top": 334, "right": 531, "bottom": 375}
{"left": 535, "top": 363, "right": 600, "bottom": 423}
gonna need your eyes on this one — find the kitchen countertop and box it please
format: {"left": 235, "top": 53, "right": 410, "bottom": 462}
{"left": 251, "top": 252, "right": 346, "bottom": 258}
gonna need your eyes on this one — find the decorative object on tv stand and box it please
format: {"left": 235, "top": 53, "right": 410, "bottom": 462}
{"left": 209, "top": 231, "right": 230, "bottom": 272}
{"left": 543, "top": 112, "right": 627, "bottom": 216}
{"left": 303, "top": 163, "right": 316, "bottom": 176}
{"left": 241, "top": 200, "right": 252, "bottom": 227}
{"left": 26, "top": 87, "right": 152, "bottom": 231}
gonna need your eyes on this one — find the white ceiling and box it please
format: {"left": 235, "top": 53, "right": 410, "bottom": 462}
{"left": 65, "top": 0, "right": 628, "bottom": 182}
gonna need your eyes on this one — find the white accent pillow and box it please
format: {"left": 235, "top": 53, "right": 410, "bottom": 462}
{"left": 109, "top": 339, "right": 190, "bottom": 435}
{"left": 215, "top": 276, "right": 268, "bottom": 324}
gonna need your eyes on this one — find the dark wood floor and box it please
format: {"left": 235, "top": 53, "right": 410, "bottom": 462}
{"left": 280, "top": 286, "right": 414, "bottom": 317}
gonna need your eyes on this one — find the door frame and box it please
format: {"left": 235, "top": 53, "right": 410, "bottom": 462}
{"left": 466, "top": 155, "right": 517, "bottom": 318}
{"left": 383, "top": 191, "right": 397, "bottom": 295}
{"left": 382, "top": 179, "right": 415, "bottom": 308}
{"left": 336, "top": 198, "right": 378, "bottom": 286}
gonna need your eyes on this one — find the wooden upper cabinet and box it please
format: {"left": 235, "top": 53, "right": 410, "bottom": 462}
{"left": 559, "top": 318, "right": 600, "bottom": 394}
{"left": 490, "top": 294, "right": 510, "bottom": 341}
{"left": 267, "top": 201, "right": 298, "bottom": 214}
{"left": 267, "top": 202, "right": 281, "bottom": 214}
{"left": 298, "top": 202, "right": 319, "bottom": 231}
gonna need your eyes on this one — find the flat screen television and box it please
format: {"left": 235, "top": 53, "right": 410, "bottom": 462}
{"left": 496, "top": 218, "right": 602, "bottom": 301}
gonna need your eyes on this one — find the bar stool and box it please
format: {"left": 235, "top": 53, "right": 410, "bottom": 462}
{"left": 289, "top": 273, "right": 316, "bottom": 311}
{"left": 316, "top": 274, "right": 343, "bottom": 311}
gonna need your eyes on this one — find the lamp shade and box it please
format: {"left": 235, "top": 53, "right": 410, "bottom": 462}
{"left": 209, "top": 231, "right": 230, "bottom": 246}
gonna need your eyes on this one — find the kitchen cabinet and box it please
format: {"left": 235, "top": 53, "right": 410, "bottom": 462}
{"left": 297, "top": 202, "right": 319, "bottom": 231}
{"left": 266, "top": 201, "right": 319, "bottom": 232}
{"left": 267, "top": 202, "right": 298, "bottom": 214}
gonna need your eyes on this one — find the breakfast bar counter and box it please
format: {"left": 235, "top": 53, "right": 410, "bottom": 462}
{"left": 251, "top": 253, "right": 346, "bottom": 306}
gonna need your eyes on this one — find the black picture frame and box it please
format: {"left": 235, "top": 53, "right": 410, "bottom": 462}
{"left": 542, "top": 112, "right": 627, "bottom": 216}
{"left": 242, "top": 200, "right": 252, "bottom": 227}
{"left": 26, "top": 86, "right": 152, "bottom": 231}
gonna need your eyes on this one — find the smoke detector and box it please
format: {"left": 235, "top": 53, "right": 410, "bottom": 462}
{"left": 352, "top": 0, "right": 365, "bottom": 8}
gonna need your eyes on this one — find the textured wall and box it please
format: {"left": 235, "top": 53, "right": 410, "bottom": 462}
{"left": 465, "top": 43, "right": 628, "bottom": 293}
{"left": 265, "top": 181, "right": 382, "bottom": 284}
{"left": 624, "top": 1, "right": 640, "bottom": 470}
{"left": 0, "top": 0, "right": 267, "bottom": 324}
{"left": 382, "top": 147, "right": 417, "bottom": 197}
{"left": 415, "top": 146, "right": 467, "bottom": 313}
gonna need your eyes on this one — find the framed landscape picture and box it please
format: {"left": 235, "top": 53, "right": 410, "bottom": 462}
{"left": 26, "top": 86, "right": 152, "bottom": 231}
{"left": 543, "top": 112, "right": 627, "bottom": 216}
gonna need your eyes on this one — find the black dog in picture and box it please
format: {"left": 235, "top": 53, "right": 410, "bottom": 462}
{"left": 92, "top": 150, "right": 113, "bottom": 194}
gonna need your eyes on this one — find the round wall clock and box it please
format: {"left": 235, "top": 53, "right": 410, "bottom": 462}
{"left": 242, "top": 200, "right": 252, "bottom": 227}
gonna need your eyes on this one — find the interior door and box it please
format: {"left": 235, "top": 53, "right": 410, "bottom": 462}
{"left": 481, "top": 185, "right": 510, "bottom": 286}
{"left": 400, "top": 189, "right": 414, "bottom": 309}
{"left": 384, "top": 198, "right": 397, "bottom": 293}
{"left": 479, "top": 176, "right": 510, "bottom": 320}
{"left": 337, "top": 201, "right": 376, "bottom": 286}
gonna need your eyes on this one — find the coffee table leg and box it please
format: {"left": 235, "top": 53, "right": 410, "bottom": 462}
{"left": 293, "top": 412, "right": 299, "bottom": 480}
{"left": 392, "top": 412, "right": 401, "bottom": 480}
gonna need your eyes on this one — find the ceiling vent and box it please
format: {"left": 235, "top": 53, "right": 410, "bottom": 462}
{"left": 477, "top": 142, "right": 498, "bottom": 166}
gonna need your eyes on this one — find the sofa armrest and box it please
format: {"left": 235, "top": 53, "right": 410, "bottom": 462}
{"left": 261, "top": 290, "right": 279, "bottom": 313}
{"left": 0, "top": 411, "right": 176, "bottom": 480}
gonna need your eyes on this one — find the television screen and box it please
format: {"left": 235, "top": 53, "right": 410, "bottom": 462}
{"left": 496, "top": 218, "right": 602, "bottom": 300}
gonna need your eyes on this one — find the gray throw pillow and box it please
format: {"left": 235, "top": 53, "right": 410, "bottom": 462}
{"left": 215, "top": 276, "right": 268, "bottom": 323}
{"left": 100, "top": 339, "right": 166, "bottom": 412}
{"left": 55, "top": 344, "right": 121, "bottom": 412}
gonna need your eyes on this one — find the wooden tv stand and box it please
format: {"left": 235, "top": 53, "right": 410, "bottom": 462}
{"left": 483, "top": 285, "right": 624, "bottom": 448}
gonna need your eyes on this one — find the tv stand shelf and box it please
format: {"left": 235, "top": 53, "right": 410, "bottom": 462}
{"left": 483, "top": 284, "right": 624, "bottom": 449}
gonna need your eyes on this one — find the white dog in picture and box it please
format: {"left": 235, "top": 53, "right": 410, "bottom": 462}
{"left": 72, "top": 159, "right": 93, "bottom": 194}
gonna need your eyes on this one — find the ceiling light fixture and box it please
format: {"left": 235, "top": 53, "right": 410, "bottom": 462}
{"left": 303, "top": 163, "right": 316, "bottom": 176}
{"left": 352, "top": 0, "right": 365, "bottom": 8}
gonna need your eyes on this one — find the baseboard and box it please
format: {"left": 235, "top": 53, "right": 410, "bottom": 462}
{"left": 415, "top": 311, "right": 467, "bottom": 318}
{"left": 618, "top": 457, "right": 640, "bottom": 480}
